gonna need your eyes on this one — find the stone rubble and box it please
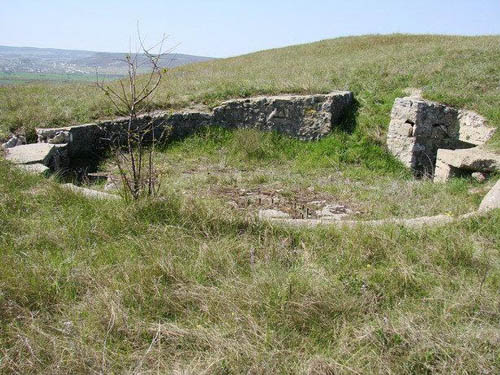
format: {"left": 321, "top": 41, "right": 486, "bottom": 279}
{"left": 48, "top": 131, "right": 71, "bottom": 144}
{"left": 434, "top": 148, "right": 500, "bottom": 183}
{"left": 1, "top": 135, "right": 26, "bottom": 150}
{"left": 262, "top": 179, "right": 500, "bottom": 228}
{"left": 479, "top": 179, "right": 500, "bottom": 212}
{"left": 315, "top": 204, "right": 353, "bottom": 220}
{"left": 471, "top": 172, "right": 487, "bottom": 183}
{"left": 387, "top": 97, "right": 496, "bottom": 177}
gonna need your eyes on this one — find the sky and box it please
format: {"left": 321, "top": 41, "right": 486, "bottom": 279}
{"left": 1, "top": 0, "right": 500, "bottom": 58}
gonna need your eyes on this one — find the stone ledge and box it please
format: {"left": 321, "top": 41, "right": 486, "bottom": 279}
{"left": 213, "top": 91, "right": 353, "bottom": 140}
{"left": 5, "top": 143, "right": 65, "bottom": 165}
{"left": 434, "top": 147, "right": 500, "bottom": 182}
{"left": 61, "top": 183, "right": 121, "bottom": 200}
{"left": 387, "top": 96, "right": 496, "bottom": 176}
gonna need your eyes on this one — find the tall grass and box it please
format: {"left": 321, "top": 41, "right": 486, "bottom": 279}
{"left": 1, "top": 159, "right": 499, "bottom": 373}
{"left": 1, "top": 34, "right": 500, "bottom": 373}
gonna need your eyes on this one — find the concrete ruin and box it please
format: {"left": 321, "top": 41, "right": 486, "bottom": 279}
{"left": 260, "top": 179, "right": 500, "bottom": 228}
{"left": 213, "top": 91, "right": 353, "bottom": 140}
{"left": 3, "top": 91, "right": 499, "bottom": 185}
{"left": 3, "top": 90, "right": 499, "bottom": 230}
{"left": 434, "top": 148, "right": 500, "bottom": 183}
{"left": 18, "top": 91, "right": 353, "bottom": 172}
{"left": 387, "top": 96, "right": 497, "bottom": 180}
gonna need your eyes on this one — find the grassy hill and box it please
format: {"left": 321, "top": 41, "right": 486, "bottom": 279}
{"left": 1, "top": 34, "right": 499, "bottom": 146}
{"left": 1, "top": 35, "right": 500, "bottom": 373}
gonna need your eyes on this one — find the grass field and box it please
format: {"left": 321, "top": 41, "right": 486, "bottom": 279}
{"left": 1, "top": 157, "right": 499, "bottom": 374}
{"left": 98, "top": 126, "right": 491, "bottom": 221}
{"left": 0, "top": 72, "right": 123, "bottom": 86}
{"left": 1, "top": 34, "right": 500, "bottom": 373}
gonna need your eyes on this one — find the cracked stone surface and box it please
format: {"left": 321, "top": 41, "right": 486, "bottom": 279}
{"left": 5, "top": 143, "right": 58, "bottom": 165}
{"left": 213, "top": 91, "right": 353, "bottom": 140}
{"left": 434, "top": 147, "right": 500, "bottom": 182}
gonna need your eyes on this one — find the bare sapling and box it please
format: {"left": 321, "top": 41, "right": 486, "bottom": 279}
{"left": 96, "top": 31, "right": 171, "bottom": 200}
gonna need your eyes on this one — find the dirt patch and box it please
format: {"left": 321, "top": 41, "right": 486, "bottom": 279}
{"left": 213, "top": 186, "right": 359, "bottom": 219}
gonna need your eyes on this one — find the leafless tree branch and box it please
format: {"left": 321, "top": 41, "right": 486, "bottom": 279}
{"left": 95, "top": 29, "right": 170, "bottom": 200}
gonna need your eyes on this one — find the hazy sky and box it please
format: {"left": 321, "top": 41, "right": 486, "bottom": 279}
{"left": 1, "top": 0, "right": 499, "bottom": 57}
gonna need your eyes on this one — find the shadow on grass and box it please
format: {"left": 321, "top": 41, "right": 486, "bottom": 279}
{"left": 337, "top": 97, "right": 360, "bottom": 134}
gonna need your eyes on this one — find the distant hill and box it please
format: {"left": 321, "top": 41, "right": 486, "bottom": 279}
{"left": 0, "top": 45, "right": 214, "bottom": 75}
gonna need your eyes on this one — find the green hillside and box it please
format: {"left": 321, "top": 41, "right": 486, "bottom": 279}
{"left": 1, "top": 34, "right": 499, "bottom": 146}
{"left": 1, "top": 35, "right": 500, "bottom": 374}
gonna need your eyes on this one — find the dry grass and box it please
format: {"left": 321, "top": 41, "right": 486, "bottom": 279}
{"left": 1, "top": 34, "right": 500, "bottom": 373}
{"left": 1, "top": 159, "right": 499, "bottom": 374}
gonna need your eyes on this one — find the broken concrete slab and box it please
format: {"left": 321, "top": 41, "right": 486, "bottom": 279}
{"left": 479, "top": 179, "right": 500, "bottom": 213}
{"left": 62, "top": 183, "right": 121, "bottom": 200}
{"left": 213, "top": 91, "right": 353, "bottom": 140}
{"left": 458, "top": 110, "right": 496, "bottom": 146}
{"left": 4, "top": 143, "right": 68, "bottom": 171}
{"left": 437, "top": 148, "right": 499, "bottom": 171}
{"left": 387, "top": 97, "right": 496, "bottom": 176}
{"left": 433, "top": 158, "right": 454, "bottom": 183}
{"left": 5, "top": 143, "right": 59, "bottom": 165}
{"left": 17, "top": 163, "right": 51, "bottom": 175}
{"left": 434, "top": 147, "right": 500, "bottom": 182}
